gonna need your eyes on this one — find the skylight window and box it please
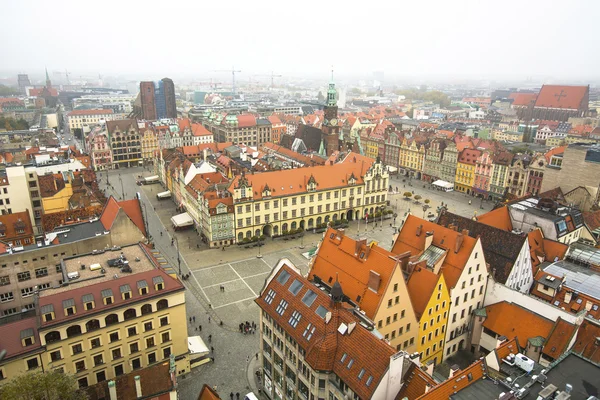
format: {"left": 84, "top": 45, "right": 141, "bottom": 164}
{"left": 265, "top": 289, "right": 276, "bottom": 304}
{"left": 315, "top": 305, "right": 328, "bottom": 319}
{"left": 277, "top": 270, "right": 291, "bottom": 285}
{"left": 358, "top": 368, "right": 365, "bottom": 380}
{"left": 340, "top": 353, "right": 347, "bottom": 363}
{"left": 366, "top": 376, "right": 373, "bottom": 386}
{"left": 276, "top": 299, "right": 288, "bottom": 316}
{"left": 289, "top": 310, "right": 302, "bottom": 328}
{"left": 301, "top": 290, "right": 317, "bottom": 307}
{"left": 303, "top": 323, "right": 316, "bottom": 341}
{"left": 347, "top": 359, "right": 354, "bottom": 369}
{"left": 289, "top": 279, "right": 304, "bottom": 296}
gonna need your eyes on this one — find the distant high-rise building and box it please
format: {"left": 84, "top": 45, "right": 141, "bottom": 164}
{"left": 138, "top": 78, "right": 176, "bottom": 120}
{"left": 139, "top": 81, "right": 157, "bottom": 120}
{"left": 161, "top": 78, "right": 177, "bottom": 118}
{"left": 17, "top": 74, "right": 30, "bottom": 93}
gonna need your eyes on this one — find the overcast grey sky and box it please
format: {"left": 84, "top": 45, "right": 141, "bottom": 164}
{"left": 2, "top": 0, "right": 599, "bottom": 81}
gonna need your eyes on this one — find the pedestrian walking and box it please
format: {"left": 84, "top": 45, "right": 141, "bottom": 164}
{"left": 256, "top": 353, "right": 258, "bottom": 360}
{"left": 230, "top": 392, "right": 234, "bottom": 400}
{"left": 208, "top": 316, "right": 211, "bottom": 323}
{"left": 199, "top": 325, "right": 202, "bottom": 332}
{"left": 236, "top": 393, "right": 240, "bottom": 400}
{"left": 208, "top": 335, "right": 212, "bottom": 342}
{"left": 247, "top": 355, "right": 250, "bottom": 363}
{"left": 189, "top": 317, "right": 192, "bottom": 323}
{"left": 193, "top": 316, "right": 196, "bottom": 323}
{"left": 211, "top": 346, "right": 214, "bottom": 352}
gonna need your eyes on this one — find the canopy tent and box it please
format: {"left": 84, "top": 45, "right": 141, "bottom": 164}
{"left": 386, "top": 165, "right": 398, "bottom": 173}
{"left": 171, "top": 212, "right": 193, "bottom": 228}
{"left": 432, "top": 180, "right": 454, "bottom": 191}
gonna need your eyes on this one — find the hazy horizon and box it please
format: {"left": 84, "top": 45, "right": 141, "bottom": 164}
{"left": 2, "top": 0, "right": 599, "bottom": 85}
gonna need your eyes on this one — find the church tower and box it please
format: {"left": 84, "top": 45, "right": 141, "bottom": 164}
{"left": 321, "top": 69, "right": 341, "bottom": 155}
{"left": 45, "top": 67, "right": 52, "bottom": 89}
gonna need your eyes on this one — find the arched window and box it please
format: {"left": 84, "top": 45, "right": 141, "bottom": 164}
{"left": 66, "top": 325, "right": 82, "bottom": 338}
{"left": 291, "top": 222, "right": 297, "bottom": 230}
{"left": 282, "top": 223, "right": 288, "bottom": 232}
{"left": 238, "top": 232, "right": 243, "bottom": 241}
{"left": 45, "top": 331, "right": 61, "bottom": 344}
{"left": 123, "top": 308, "right": 137, "bottom": 321}
{"left": 157, "top": 299, "right": 168, "bottom": 311}
{"left": 85, "top": 319, "right": 100, "bottom": 332}
{"left": 105, "top": 313, "right": 119, "bottom": 326}
{"left": 141, "top": 304, "right": 152, "bottom": 315}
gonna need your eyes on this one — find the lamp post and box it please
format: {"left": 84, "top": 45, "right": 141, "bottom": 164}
{"left": 174, "top": 236, "right": 182, "bottom": 275}
{"left": 257, "top": 241, "right": 263, "bottom": 258}
{"left": 422, "top": 205, "right": 428, "bottom": 219}
{"left": 118, "top": 174, "right": 125, "bottom": 200}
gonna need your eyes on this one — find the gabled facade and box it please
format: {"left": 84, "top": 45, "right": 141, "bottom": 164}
{"left": 454, "top": 149, "right": 481, "bottom": 194}
{"left": 139, "top": 124, "right": 159, "bottom": 164}
{"left": 86, "top": 126, "right": 112, "bottom": 171}
{"left": 106, "top": 120, "right": 141, "bottom": 169}
{"left": 309, "top": 228, "right": 419, "bottom": 354}
{"left": 399, "top": 138, "right": 425, "bottom": 179}
{"left": 489, "top": 151, "right": 513, "bottom": 201}
{"left": 473, "top": 150, "right": 493, "bottom": 199}
{"left": 439, "top": 141, "right": 458, "bottom": 184}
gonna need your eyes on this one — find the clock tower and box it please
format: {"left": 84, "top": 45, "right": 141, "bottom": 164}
{"left": 321, "top": 69, "right": 341, "bottom": 155}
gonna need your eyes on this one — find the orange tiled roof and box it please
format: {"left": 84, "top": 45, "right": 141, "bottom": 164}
{"left": 416, "top": 360, "right": 487, "bottom": 400}
{"left": 534, "top": 85, "right": 588, "bottom": 110}
{"left": 68, "top": 109, "right": 114, "bottom": 116}
{"left": 100, "top": 196, "right": 146, "bottom": 236}
{"left": 544, "top": 146, "right": 567, "bottom": 162}
{"left": 392, "top": 215, "right": 477, "bottom": 289}
{"left": 0, "top": 210, "right": 34, "bottom": 240}
{"left": 457, "top": 148, "right": 481, "bottom": 165}
{"left": 477, "top": 207, "right": 513, "bottom": 231}
{"left": 571, "top": 319, "right": 600, "bottom": 363}
{"left": 198, "top": 384, "right": 221, "bottom": 400}
{"left": 397, "top": 363, "right": 437, "bottom": 400}
{"left": 494, "top": 337, "right": 520, "bottom": 361}
{"left": 229, "top": 154, "right": 373, "bottom": 200}
{"left": 483, "top": 302, "right": 554, "bottom": 348}
{"left": 406, "top": 265, "right": 442, "bottom": 320}
{"left": 542, "top": 317, "right": 577, "bottom": 360}
{"left": 512, "top": 93, "right": 538, "bottom": 106}
{"left": 527, "top": 229, "right": 568, "bottom": 272}
{"left": 309, "top": 228, "right": 400, "bottom": 319}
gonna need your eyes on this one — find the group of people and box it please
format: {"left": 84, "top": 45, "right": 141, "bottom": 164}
{"left": 240, "top": 321, "right": 256, "bottom": 335}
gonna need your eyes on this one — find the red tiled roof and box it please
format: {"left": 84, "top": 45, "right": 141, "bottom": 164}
{"left": 527, "top": 229, "right": 568, "bottom": 271}
{"left": 396, "top": 363, "right": 437, "bottom": 400}
{"left": 483, "top": 302, "right": 553, "bottom": 348}
{"left": 416, "top": 360, "right": 487, "bottom": 400}
{"left": 192, "top": 123, "right": 212, "bottom": 136}
{"left": 571, "top": 319, "right": 600, "bottom": 363}
{"left": 309, "top": 228, "right": 401, "bottom": 319}
{"left": 544, "top": 146, "right": 567, "bottom": 162}
{"left": 256, "top": 263, "right": 395, "bottom": 400}
{"left": 237, "top": 114, "right": 256, "bottom": 127}
{"left": 178, "top": 118, "right": 191, "bottom": 131}
{"left": 542, "top": 317, "right": 577, "bottom": 360}
{"left": 267, "top": 115, "right": 282, "bottom": 125}
{"left": 477, "top": 207, "right": 513, "bottom": 231}
{"left": 38, "top": 173, "right": 66, "bottom": 197}
{"left": 534, "top": 85, "right": 589, "bottom": 110}
{"left": 392, "top": 215, "right": 478, "bottom": 289}
{"left": 494, "top": 337, "right": 520, "bottom": 361}
{"left": 0, "top": 317, "right": 41, "bottom": 360}
{"left": 583, "top": 209, "right": 600, "bottom": 231}
{"left": 229, "top": 155, "right": 373, "bottom": 200}
{"left": 198, "top": 384, "right": 221, "bottom": 400}
{"left": 68, "top": 109, "right": 114, "bottom": 116}
{"left": 29, "top": 87, "right": 58, "bottom": 97}
{"left": 0, "top": 210, "right": 34, "bottom": 240}
{"left": 100, "top": 196, "right": 146, "bottom": 236}
{"left": 457, "top": 148, "right": 481, "bottom": 165}
{"left": 512, "top": 93, "right": 538, "bottom": 106}
{"left": 40, "top": 266, "right": 182, "bottom": 328}
{"left": 407, "top": 266, "right": 443, "bottom": 320}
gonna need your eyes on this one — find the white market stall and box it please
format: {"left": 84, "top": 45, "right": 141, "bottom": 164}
{"left": 432, "top": 180, "right": 454, "bottom": 192}
{"left": 171, "top": 212, "right": 194, "bottom": 230}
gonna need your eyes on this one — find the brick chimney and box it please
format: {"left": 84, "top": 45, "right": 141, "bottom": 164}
{"left": 416, "top": 224, "right": 423, "bottom": 237}
{"left": 455, "top": 233, "right": 464, "bottom": 253}
{"left": 355, "top": 238, "right": 367, "bottom": 255}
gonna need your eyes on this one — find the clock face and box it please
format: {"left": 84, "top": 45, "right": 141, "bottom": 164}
{"left": 330, "top": 118, "right": 337, "bottom": 126}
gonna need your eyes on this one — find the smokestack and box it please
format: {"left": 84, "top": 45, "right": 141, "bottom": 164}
{"left": 135, "top": 375, "right": 142, "bottom": 398}
{"left": 108, "top": 380, "right": 117, "bottom": 400}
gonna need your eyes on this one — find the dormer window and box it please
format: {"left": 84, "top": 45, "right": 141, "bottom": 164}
{"left": 153, "top": 276, "right": 164, "bottom": 291}
{"left": 137, "top": 280, "right": 148, "bottom": 295}
{"left": 82, "top": 294, "right": 95, "bottom": 310}
{"left": 102, "top": 289, "right": 114, "bottom": 305}
{"left": 21, "top": 328, "right": 35, "bottom": 347}
{"left": 307, "top": 175, "right": 317, "bottom": 192}
{"left": 120, "top": 284, "right": 132, "bottom": 300}
{"left": 62, "top": 298, "right": 76, "bottom": 316}
{"left": 41, "top": 304, "right": 55, "bottom": 322}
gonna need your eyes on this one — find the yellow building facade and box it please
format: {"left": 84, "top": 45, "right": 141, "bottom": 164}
{"left": 42, "top": 182, "right": 74, "bottom": 214}
{"left": 454, "top": 149, "right": 480, "bottom": 194}
{"left": 140, "top": 126, "right": 159, "bottom": 163}
{"left": 232, "top": 155, "right": 389, "bottom": 241}
{"left": 399, "top": 138, "right": 425, "bottom": 178}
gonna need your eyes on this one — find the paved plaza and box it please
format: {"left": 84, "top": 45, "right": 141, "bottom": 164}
{"left": 98, "top": 167, "right": 495, "bottom": 399}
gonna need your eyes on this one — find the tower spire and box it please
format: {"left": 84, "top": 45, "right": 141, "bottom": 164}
{"left": 330, "top": 65, "right": 334, "bottom": 82}
{"left": 45, "top": 67, "right": 52, "bottom": 88}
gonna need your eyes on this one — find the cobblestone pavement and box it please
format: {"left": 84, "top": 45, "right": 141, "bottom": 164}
{"left": 97, "top": 167, "right": 494, "bottom": 400}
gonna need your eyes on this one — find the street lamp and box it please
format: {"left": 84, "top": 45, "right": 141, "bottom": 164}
{"left": 422, "top": 205, "right": 428, "bottom": 219}
{"left": 174, "top": 236, "right": 182, "bottom": 275}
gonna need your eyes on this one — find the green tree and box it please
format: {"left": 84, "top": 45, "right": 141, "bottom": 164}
{"left": 414, "top": 195, "right": 422, "bottom": 202}
{"left": 73, "top": 128, "right": 83, "bottom": 139}
{"left": 403, "top": 192, "right": 412, "bottom": 199}
{"left": 0, "top": 117, "right": 29, "bottom": 131}
{"left": 0, "top": 370, "right": 87, "bottom": 400}
{"left": 0, "top": 84, "right": 20, "bottom": 96}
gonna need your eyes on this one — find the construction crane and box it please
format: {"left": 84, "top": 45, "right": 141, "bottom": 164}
{"left": 255, "top": 71, "right": 282, "bottom": 88}
{"left": 213, "top": 67, "right": 241, "bottom": 95}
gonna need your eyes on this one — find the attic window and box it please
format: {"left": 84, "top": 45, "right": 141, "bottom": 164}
{"left": 315, "top": 305, "right": 328, "bottom": 319}
{"left": 21, "top": 328, "right": 35, "bottom": 347}
{"left": 62, "top": 298, "right": 76, "bottom": 316}
{"left": 41, "top": 304, "right": 55, "bottom": 322}
{"left": 366, "top": 376, "right": 373, "bottom": 386}
{"left": 275, "top": 299, "right": 288, "bottom": 316}
{"left": 360, "top": 252, "right": 365, "bottom": 259}
{"left": 101, "top": 289, "right": 114, "bottom": 305}
{"left": 330, "top": 233, "right": 335, "bottom": 239}
{"left": 340, "top": 353, "right": 347, "bottom": 363}
{"left": 137, "top": 280, "right": 148, "bottom": 295}
{"left": 288, "top": 311, "right": 302, "bottom": 328}
{"left": 120, "top": 284, "right": 132, "bottom": 300}
{"left": 301, "top": 290, "right": 317, "bottom": 307}
{"left": 303, "top": 323, "right": 316, "bottom": 341}
{"left": 153, "top": 276, "right": 164, "bottom": 291}
{"left": 358, "top": 368, "right": 365, "bottom": 380}
{"left": 82, "top": 294, "right": 94, "bottom": 310}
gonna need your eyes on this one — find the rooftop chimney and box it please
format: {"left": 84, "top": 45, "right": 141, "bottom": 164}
{"left": 448, "top": 364, "right": 460, "bottom": 378}
{"left": 564, "top": 291, "right": 572, "bottom": 304}
{"left": 455, "top": 233, "right": 464, "bottom": 253}
{"left": 416, "top": 224, "right": 423, "bottom": 237}
{"left": 461, "top": 228, "right": 470, "bottom": 237}
{"left": 135, "top": 375, "right": 142, "bottom": 398}
{"left": 368, "top": 270, "right": 381, "bottom": 292}
{"left": 108, "top": 380, "right": 117, "bottom": 400}
{"left": 337, "top": 229, "right": 345, "bottom": 239}
{"left": 355, "top": 238, "right": 367, "bottom": 255}
{"left": 425, "top": 231, "right": 434, "bottom": 250}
